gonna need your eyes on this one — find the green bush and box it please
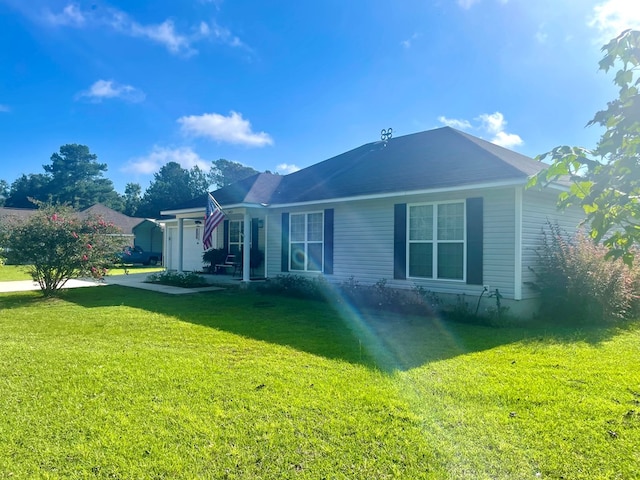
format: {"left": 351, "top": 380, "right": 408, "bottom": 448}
{"left": 528, "top": 223, "right": 640, "bottom": 322}
{"left": 146, "top": 271, "right": 209, "bottom": 288}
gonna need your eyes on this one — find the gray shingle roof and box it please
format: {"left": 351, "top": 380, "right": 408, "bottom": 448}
{"left": 165, "top": 126, "right": 547, "bottom": 212}
{"left": 268, "top": 127, "right": 545, "bottom": 204}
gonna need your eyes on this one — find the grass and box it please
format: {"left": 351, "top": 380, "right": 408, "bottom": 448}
{"left": 0, "top": 264, "right": 164, "bottom": 282}
{"left": 0, "top": 286, "right": 639, "bottom": 479}
{"left": 0, "top": 264, "right": 32, "bottom": 281}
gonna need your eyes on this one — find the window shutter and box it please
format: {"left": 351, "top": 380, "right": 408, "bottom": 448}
{"left": 223, "top": 220, "right": 229, "bottom": 253}
{"left": 323, "top": 208, "right": 334, "bottom": 274}
{"left": 281, "top": 213, "right": 289, "bottom": 272}
{"left": 251, "top": 218, "right": 259, "bottom": 256}
{"left": 466, "top": 197, "right": 483, "bottom": 285}
{"left": 394, "top": 203, "right": 407, "bottom": 280}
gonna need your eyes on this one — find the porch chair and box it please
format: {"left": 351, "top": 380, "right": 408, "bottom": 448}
{"left": 214, "top": 254, "right": 241, "bottom": 276}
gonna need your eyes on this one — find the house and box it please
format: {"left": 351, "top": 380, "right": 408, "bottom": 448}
{"left": 0, "top": 204, "right": 163, "bottom": 254}
{"left": 161, "top": 127, "right": 582, "bottom": 316}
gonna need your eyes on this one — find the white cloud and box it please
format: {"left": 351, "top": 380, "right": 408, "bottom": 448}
{"left": 589, "top": 0, "right": 640, "bottom": 42}
{"left": 76, "top": 80, "right": 145, "bottom": 103}
{"left": 437, "top": 112, "right": 523, "bottom": 148}
{"left": 457, "top": 0, "right": 481, "bottom": 9}
{"left": 126, "top": 146, "right": 210, "bottom": 175}
{"left": 128, "top": 19, "right": 194, "bottom": 56}
{"left": 477, "top": 112, "right": 523, "bottom": 148}
{"left": 438, "top": 116, "right": 472, "bottom": 130}
{"left": 401, "top": 32, "right": 421, "bottom": 49}
{"left": 44, "top": 4, "right": 85, "bottom": 27}
{"left": 39, "top": 4, "right": 248, "bottom": 57}
{"left": 276, "top": 163, "right": 300, "bottom": 174}
{"left": 203, "top": 21, "right": 247, "bottom": 49}
{"left": 0, "top": 104, "right": 10, "bottom": 112}
{"left": 178, "top": 111, "right": 273, "bottom": 147}
{"left": 457, "top": 0, "right": 508, "bottom": 9}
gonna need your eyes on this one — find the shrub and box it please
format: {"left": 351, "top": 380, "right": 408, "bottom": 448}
{"left": 255, "top": 275, "right": 328, "bottom": 300}
{"left": 146, "top": 271, "right": 209, "bottom": 288}
{"left": 202, "top": 248, "right": 227, "bottom": 273}
{"left": 528, "top": 222, "right": 640, "bottom": 322}
{"left": 2, "top": 202, "right": 123, "bottom": 296}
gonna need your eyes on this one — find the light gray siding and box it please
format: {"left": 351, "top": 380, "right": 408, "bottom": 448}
{"left": 521, "top": 188, "right": 584, "bottom": 299}
{"left": 266, "top": 186, "right": 521, "bottom": 299}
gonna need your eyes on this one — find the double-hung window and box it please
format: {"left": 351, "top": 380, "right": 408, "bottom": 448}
{"left": 408, "top": 202, "right": 465, "bottom": 280}
{"left": 290, "top": 212, "right": 323, "bottom": 272}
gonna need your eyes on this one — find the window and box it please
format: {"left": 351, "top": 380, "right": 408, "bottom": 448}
{"left": 290, "top": 212, "right": 323, "bottom": 272}
{"left": 408, "top": 201, "right": 464, "bottom": 280}
{"left": 228, "top": 220, "right": 244, "bottom": 257}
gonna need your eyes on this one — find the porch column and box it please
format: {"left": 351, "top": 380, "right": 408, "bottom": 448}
{"left": 177, "top": 218, "right": 184, "bottom": 272}
{"left": 242, "top": 212, "right": 251, "bottom": 281}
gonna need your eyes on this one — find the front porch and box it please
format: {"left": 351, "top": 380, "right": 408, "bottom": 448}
{"left": 164, "top": 206, "right": 267, "bottom": 282}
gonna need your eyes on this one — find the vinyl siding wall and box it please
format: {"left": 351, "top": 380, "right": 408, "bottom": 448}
{"left": 520, "top": 188, "right": 584, "bottom": 299}
{"left": 265, "top": 186, "right": 519, "bottom": 299}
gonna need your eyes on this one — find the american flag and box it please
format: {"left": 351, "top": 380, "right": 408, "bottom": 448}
{"left": 203, "top": 193, "right": 224, "bottom": 250}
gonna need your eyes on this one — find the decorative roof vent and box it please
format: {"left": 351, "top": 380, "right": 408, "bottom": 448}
{"left": 381, "top": 128, "right": 393, "bottom": 145}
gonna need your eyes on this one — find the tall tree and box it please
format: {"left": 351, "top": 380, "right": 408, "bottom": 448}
{"left": 529, "top": 29, "right": 640, "bottom": 264}
{"left": 43, "top": 144, "right": 122, "bottom": 210}
{"left": 0, "top": 180, "right": 9, "bottom": 206}
{"left": 4, "top": 173, "right": 52, "bottom": 208}
{"left": 210, "top": 159, "right": 259, "bottom": 188}
{"left": 138, "top": 162, "right": 210, "bottom": 218}
{"left": 123, "top": 182, "right": 142, "bottom": 216}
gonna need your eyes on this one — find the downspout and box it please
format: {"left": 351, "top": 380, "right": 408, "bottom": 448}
{"left": 514, "top": 186, "right": 523, "bottom": 300}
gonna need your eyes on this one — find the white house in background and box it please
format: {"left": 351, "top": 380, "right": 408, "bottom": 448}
{"left": 161, "top": 127, "right": 581, "bottom": 316}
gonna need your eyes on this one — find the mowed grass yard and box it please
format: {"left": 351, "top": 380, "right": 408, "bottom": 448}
{"left": 0, "top": 276, "right": 639, "bottom": 479}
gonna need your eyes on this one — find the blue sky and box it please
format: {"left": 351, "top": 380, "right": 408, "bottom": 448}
{"left": 1, "top": 0, "right": 638, "bottom": 194}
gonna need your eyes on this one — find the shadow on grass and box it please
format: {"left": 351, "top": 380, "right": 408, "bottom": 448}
{"left": 3, "top": 286, "right": 638, "bottom": 372}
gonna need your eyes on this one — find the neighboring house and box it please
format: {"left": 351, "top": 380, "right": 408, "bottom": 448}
{"left": 161, "top": 127, "right": 582, "bottom": 316}
{"left": 0, "top": 204, "right": 163, "bottom": 256}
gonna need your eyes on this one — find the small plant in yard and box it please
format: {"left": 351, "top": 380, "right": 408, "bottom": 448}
{"left": 528, "top": 222, "right": 640, "bottom": 322}
{"left": 255, "top": 274, "right": 328, "bottom": 299}
{"left": 146, "top": 270, "right": 209, "bottom": 288}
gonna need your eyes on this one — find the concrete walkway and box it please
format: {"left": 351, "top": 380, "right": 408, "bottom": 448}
{"left": 0, "top": 273, "right": 224, "bottom": 295}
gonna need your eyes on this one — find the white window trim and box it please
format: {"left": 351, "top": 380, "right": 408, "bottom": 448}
{"left": 407, "top": 200, "right": 466, "bottom": 281}
{"left": 289, "top": 211, "right": 324, "bottom": 272}
{"left": 228, "top": 219, "right": 244, "bottom": 254}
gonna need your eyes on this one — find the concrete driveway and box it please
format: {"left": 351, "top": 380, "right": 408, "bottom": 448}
{"left": 0, "top": 273, "right": 224, "bottom": 295}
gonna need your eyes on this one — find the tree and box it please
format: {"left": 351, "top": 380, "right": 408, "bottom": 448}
{"left": 0, "top": 180, "right": 9, "bottom": 206}
{"left": 137, "top": 162, "right": 210, "bottom": 218}
{"left": 210, "top": 159, "right": 259, "bottom": 188}
{"left": 529, "top": 29, "right": 640, "bottom": 264}
{"left": 43, "top": 144, "right": 123, "bottom": 211}
{"left": 1, "top": 202, "right": 124, "bottom": 296}
{"left": 123, "top": 182, "right": 142, "bottom": 216}
{"left": 4, "top": 173, "right": 52, "bottom": 208}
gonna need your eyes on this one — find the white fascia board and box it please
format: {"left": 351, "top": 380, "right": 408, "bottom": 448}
{"left": 267, "top": 179, "right": 528, "bottom": 209}
{"left": 160, "top": 178, "right": 566, "bottom": 215}
{"left": 161, "top": 202, "right": 262, "bottom": 216}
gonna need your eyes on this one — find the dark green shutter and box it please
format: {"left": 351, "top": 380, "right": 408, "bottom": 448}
{"left": 323, "top": 209, "right": 334, "bottom": 274}
{"left": 281, "top": 213, "right": 289, "bottom": 272}
{"left": 466, "top": 197, "right": 483, "bottom": 285}
{"left": 251, "top": 218, "right": 259, "bottom": 256}
{"left": 394, "top": 203, "right": 407, "bottom": 280}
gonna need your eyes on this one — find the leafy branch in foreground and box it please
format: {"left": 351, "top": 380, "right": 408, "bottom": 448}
{"left": 528, "top": 29, "right": 640, "bottom": 264}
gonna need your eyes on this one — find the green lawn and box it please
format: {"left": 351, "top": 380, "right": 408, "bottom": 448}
{"left": 0, "top": 265, "right": 32, "bottom": 281}
{"left": 0, "top": 264, "right": 164, "bottom": 281}
{"left": 0, "top": 286, "right": 638, "bottom": 479}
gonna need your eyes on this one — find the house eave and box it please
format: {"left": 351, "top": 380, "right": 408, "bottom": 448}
{"left": 267, "top": 178, "right": 530, "bottom": 209}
